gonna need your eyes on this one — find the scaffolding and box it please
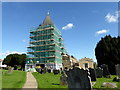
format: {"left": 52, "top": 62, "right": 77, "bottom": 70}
{"left": 26, "top": 14, "right": 66, "bottom": 70}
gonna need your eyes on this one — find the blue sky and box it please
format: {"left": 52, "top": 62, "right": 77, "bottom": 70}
{"left": 1, "top": 2, "right": 119, "bottom": 62}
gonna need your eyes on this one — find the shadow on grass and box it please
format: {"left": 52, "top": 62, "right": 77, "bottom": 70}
{"left": 51, "top": 83, "right": 60, "bottom": 85}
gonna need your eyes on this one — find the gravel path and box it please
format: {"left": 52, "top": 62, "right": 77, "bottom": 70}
{"left": 22, "top": 72, "right": 38, "bottom": 88}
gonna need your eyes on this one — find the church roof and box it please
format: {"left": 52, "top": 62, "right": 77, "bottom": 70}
{"left": 0, "top": 59, "right": 3, "bottom": 62}
{"left": 42, "top": 12, "right": 53, "bottom": 25}
{"left": 79, "top": 57, "right": 93, "bottom": 62}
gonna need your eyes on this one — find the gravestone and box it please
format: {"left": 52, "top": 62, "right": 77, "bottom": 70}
{"left": 11, "top": 67, "right": 14, "bottom": 72}
{"left": 60, "top": 71, "right": 67, "bottom": 85}
{"left": 102, "top": 82, "right": 117, "bottom": 88}
{"left": 101, "top": 64, "right": 111, "bottom": 78}
{"left": 115, "top": 64, "right": 120, "bottom": 78}
{"left": 113, "top": 77, "right": 120, "bottom": 82}
{"left": 38, "top": 68, "right": 43, "bottom": 74}
{"left": 53, "top": 69, "right": 60, "bottom": 75}
{"left": 14, "top": 65, "right": 17, "bottom": 70}
{"left": 47, "top": 69, "right": 51, "bottom": 73}
{"left": 89, "top": 68, "right": 96, "bottom": 81}
{"left": 61, "top": 71, "right": 63, "bottom": 74}
{"left": 8, "top": 66, "right": 13, "bottom": 74}
{"left": 36, "top": 68, "right": 39, "bottom": 72}
{"left": 60, "top": 68, "right": 63, "bottom": 74}
{"left": 43, "top": 67, "right": 47, "bottom": 74}
{"left": 65, "top": 67, "right": 91, "bottom": 89}
{"left": 95, "top": 67, "right": 103, "bottom": 78}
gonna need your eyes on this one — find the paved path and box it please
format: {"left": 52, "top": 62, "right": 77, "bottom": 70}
{"left": 22, "top": 72, "right": 38, "bottom": 88}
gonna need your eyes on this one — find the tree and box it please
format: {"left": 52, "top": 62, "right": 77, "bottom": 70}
{"left": 95, "top": 35, "right": 120, "bottom": 75}
{"left": 3, "top": 53, "right": 26, "bottom": 70}
{"left": 19, "top": 54, "right": 26, "bottom": 70}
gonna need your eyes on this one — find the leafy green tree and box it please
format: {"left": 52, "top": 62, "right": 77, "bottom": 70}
{"left": 95, "top": 35, "right": 120, "bottom": 75}
{"left": 19, "top": 54, "right": 26, "bottom": 70}
{"left": 3, "top": 53, "right": 26, "bottom": 70}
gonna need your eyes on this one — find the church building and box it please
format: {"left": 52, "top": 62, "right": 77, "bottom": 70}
{"left": 26, "top": 12, "right": 66, "bottom": 70}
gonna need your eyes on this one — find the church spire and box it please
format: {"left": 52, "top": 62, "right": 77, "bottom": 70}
{"left": 42, "top": 11, "right": 53, "bottom": 25}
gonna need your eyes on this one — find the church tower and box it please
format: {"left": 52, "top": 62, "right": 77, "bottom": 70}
{"left": 26, "top": 12, "right": 66, "bottom": 70}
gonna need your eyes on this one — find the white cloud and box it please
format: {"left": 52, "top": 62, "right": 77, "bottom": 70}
{"left": 0, "top": 51, "right": 26, "bottom": 57}
{"left": 96, "top": 29, "right": 109, "bottom": 35}
{"left": 105, "top": 11, "right": 120, "bottom": 23}
{"left": 62, "top": 23, "right": 74, "bottom": 30}
{"left": 105, "top": 13, "right": 117, "bottom": 23}
{"left": 22, "top": 39, "right": 26, "bottom": 42}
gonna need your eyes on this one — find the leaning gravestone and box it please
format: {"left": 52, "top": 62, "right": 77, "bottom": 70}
{"left": 115, "top": 64, "right": 120, "bottom": 78}
{"left": 60, "top": 71, "right": 67, "bottom": 85}
{"left": 65, "top": 67, "right": 91, "bottom": 89}
{"left": 95, "top": 67, "right": 103, "bottom": 78}
{"left": 113, "top": 77, "right": 120, "bottom": 82}
{"left": 101, "top": 64, "right": 111, "bottom": 78}
{"left": 89, "top": 68, "right": 96, "bottom": 81}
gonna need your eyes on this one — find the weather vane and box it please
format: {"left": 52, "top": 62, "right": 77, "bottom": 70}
{"left": 47, "top": 10, "right": 50, "bottom": 15}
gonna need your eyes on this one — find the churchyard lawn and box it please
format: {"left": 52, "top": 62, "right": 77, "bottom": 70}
{"left": 33, "top": 72, "right": 120, "bottom": 89}
{"left": 32, "top": 72, "right": 67, "bottom": 88}
{"left": 2, "top": 70, "right": 120, "bottom": 89}
{"left": 2, "top": 70, "right": 26, "bottom": 88}
{"left": 93, "top": 75, "right": 120, "bottom": 88}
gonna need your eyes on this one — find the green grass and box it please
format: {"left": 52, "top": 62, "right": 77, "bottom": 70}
{"left": 93, "top": 75, "right": 120, "bottom": 88}
{"left": 33, "top": 72, "right": 120, "bottom": 89}
{"left": 32, "top": 72, "right": 67, "bottom": 88}
{"left": 0, "top": 69, "right": 2, "bottom": 89}
{"left": 2, "top": 70, "right": 26, "bottom": 88}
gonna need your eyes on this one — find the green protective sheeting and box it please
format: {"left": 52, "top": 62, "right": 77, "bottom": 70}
{"left": 26, "top": 14, "right": 66, "bottom": 69}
